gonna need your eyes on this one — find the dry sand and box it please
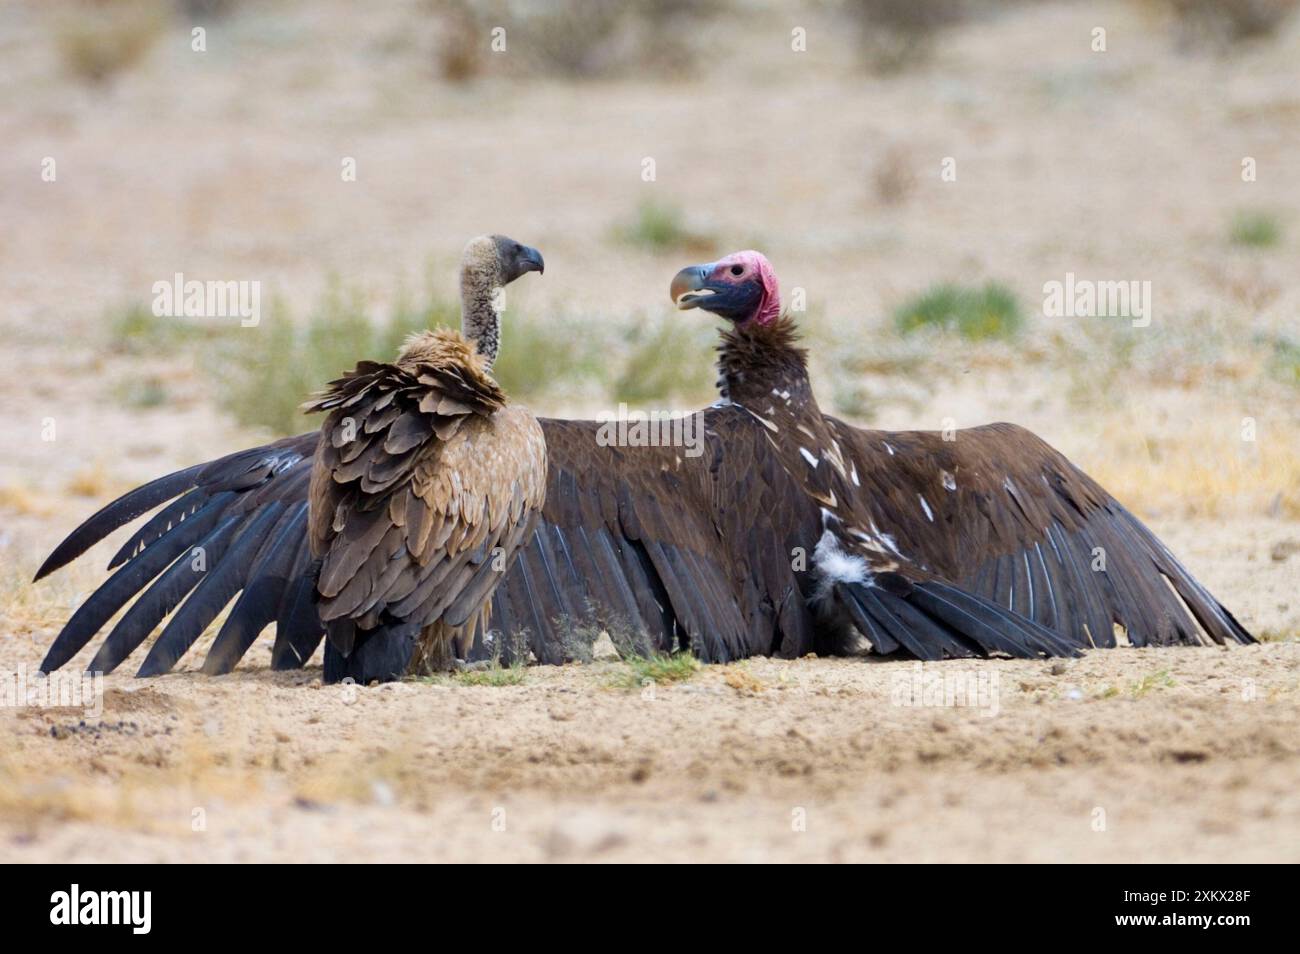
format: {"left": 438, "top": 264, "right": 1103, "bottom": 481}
{"left": 1, "top": 636, "right": 1296, "bottom": 863}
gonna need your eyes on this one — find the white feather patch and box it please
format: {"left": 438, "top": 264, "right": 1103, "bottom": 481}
{"left": 813, "top": 528, "right": 870, "bottom": 603}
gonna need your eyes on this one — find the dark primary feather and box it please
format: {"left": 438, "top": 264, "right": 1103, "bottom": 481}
{"left": 37, "top": 435, "right": 316, "bottom": 675}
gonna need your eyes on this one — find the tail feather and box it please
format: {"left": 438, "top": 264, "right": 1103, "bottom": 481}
{"left": 834, "top": 577, "right": 1077, "bottom": 661}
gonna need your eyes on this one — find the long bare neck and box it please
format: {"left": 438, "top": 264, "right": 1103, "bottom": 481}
{"left": 460, "top": 264, "right": 502, "bottom": 369}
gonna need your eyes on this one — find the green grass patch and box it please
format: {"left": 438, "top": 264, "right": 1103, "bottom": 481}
{"left": 107, "top": 302, "right": 224, "bottom": 354}
{"left": 1255, "top": 332, "right": 1300, "bottom": 388}
{"left": 1230, "top": 210, "right": 1282, "bottom": 248}
{"left": 218, "top": 286, "right": 425, "bottom": 436}
{"left": 112, "top": 375, "right": 169, "bottom": 410}
{"left": 610, "top": 651, "right": 699, "bottom": 689}
{"left": 1130, "top": 669, "right": 1175, "bottom": 697}
{"left": 893, "top": 281, "right": 1024, "bottom": 341}
{"left": 104, "top": 284, "right": 613, "bottom": 436}
{"left": 613, "top": 315, "right": 717, "bottom": 405}
{"left": 453, "top": 662, "right": 526, "bottom": 687}
{"left": 491, "top": 310, "right": 606, "bottom": 401}
{"left": 614, "top": 198, "right": 713, "bottom": 253}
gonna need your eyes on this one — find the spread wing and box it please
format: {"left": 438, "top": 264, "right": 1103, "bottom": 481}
{"left": 477, "top": 408, "right": 821, "bottom": 665}
{"left": 307, "top": 357, "right": 545, "bottom": 682}
{"left": 33, "top": 406, "right": 820, "bottom": 674}
{"left": 827, "top": 419, "right": 1253, "bottom": 648}
{"left": 35, "top": 433, "right": 322, "bottom": 676}
{"left": 36, "top": 411, "right": 1248, "bottom": 676}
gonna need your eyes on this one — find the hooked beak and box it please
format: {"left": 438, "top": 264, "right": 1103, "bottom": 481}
{"left": 518, "top": 245, "right": 544, "bottom": 275}
{"left": 670, "top": 263, "right": 714, "bottom": 310}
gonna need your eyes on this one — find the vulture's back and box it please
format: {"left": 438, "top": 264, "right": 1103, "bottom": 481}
{"left": 307, "top": 329, "right": 546, "bottom": 682}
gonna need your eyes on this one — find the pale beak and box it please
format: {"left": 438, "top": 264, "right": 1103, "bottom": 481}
{"left": 670, "top": 263, "right": 715, "bottom": 309}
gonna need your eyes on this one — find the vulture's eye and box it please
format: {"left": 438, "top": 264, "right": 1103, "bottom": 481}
{"left": 730, "top": 265, "right": 744, "bottom": 276}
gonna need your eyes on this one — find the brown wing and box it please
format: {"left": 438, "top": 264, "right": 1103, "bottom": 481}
{"left": 32, "top": 404, "right": 813, "bottom": 676}
{"left": 36, "top": 432, "right": 323, "bottom": 676}
{"left": 308, "top": 355, "right": 546, "bottom": 682}
{"left": 480, "top": 407, "right": 822, "bottom": 664}
{"left": 827, "top": 419, "right": 1253, "bottom": 648}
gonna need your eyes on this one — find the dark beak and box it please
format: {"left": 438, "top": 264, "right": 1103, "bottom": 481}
{"left": 670, "top": 262, "right": 714, "bottom": 310}
{"left": 518, "top": 245, "right": 544, "bottom": 275}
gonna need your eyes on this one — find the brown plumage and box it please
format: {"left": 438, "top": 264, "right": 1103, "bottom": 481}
{"left": 34, "top": 250, "right": 1250, "bottom": 682}
{"left": 305, "top": 327, "right": 546, "bottom": 681}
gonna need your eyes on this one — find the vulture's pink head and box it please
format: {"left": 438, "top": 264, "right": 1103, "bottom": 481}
{"left": 670, "top": 251, "right": 780, "bottom": 326}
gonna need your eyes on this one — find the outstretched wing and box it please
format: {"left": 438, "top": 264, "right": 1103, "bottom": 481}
{"left": 827, "top": 419, "right": 1253, "bottom": 648}
{"left": 307, "top": 356, "right": 546, "bottom": 682}
{"left": 479, "top": 408, "right": 821, "bottom": 665}
{"left": 33, "top": 405, "right": 818, "bottom": 674}
{"left": 36, "top": 433, "right": 323, "bottom": 676}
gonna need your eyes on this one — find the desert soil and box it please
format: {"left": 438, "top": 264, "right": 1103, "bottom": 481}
{"left": 1, "top": 632, "right": 1297, "bottom": 863}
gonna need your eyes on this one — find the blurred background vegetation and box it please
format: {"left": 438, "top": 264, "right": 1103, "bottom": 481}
{"left": 2, "top": 0, "right": 1297, "bottom": 528}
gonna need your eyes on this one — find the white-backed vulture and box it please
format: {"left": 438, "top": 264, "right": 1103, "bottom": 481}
{"left": 39, "top": 235, "right": 547, "bottom": 683}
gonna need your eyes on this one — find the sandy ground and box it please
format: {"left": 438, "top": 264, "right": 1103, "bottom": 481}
{"left": 2, "top": 513, "right": 1297, "bottom": 863}
{"left": 1, "top": 1, "right": 1298, "bottom": 862}
{"left": 1, "top": 639, "right": 1296, "bottom": 863}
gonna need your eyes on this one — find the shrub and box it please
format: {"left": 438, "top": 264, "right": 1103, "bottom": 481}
{"left": 1230, "top": 210, "right": 1283, "bottom": 248}
{"left": 55, "top": 0, "right": 168, "bottom": 85}
{"left": 893, "top": 281, "right": 1024, "bottom": 340}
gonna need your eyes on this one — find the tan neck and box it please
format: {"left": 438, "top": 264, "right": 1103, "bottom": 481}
{"left": 460, "top": 263, "right": 502, "bottom": 369}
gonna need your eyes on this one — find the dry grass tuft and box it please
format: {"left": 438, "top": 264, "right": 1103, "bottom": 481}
{"left": 1138, "top": 0, "right": 1300, "bottom": 51}
{"left": 431, "top": 0, "right": 700, "bottom": 82}
{"left": 872, "top": 145, "right": 917, "bottom": 206}
{"left": 843, "top": 0, "right": 970, "bottom": 73}
{"left": 0, "top": 484, "right": 54, "bottom": 518}
{"left": 721, "top": 665, "right": 766, "bottom": 695}
{"left": 64, "top": 463, "right": 115, "bottom": 499}
{"left": 54, "top": 0, "right": 169, "bottom": 86}
{"left": 1083, "top": 417, "right": 1300, "bottom": 520}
